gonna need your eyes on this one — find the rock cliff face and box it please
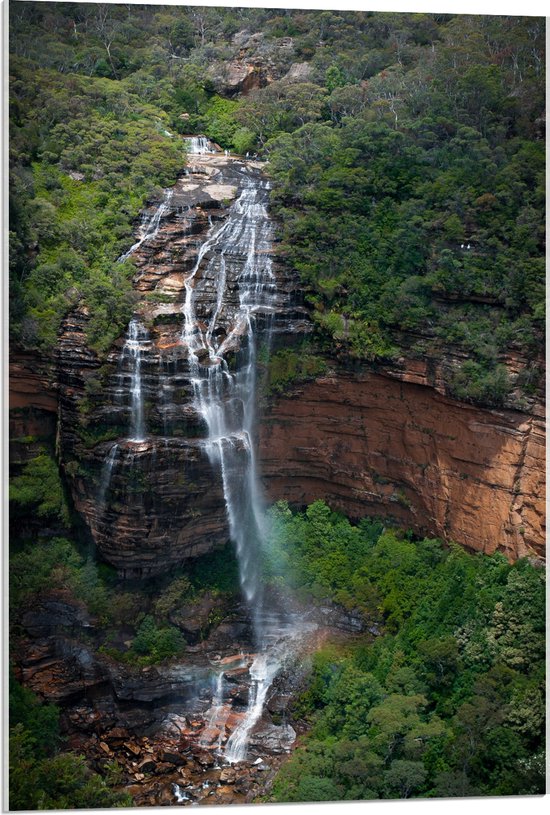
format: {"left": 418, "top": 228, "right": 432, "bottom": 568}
{"left": 9, "top": 152, "right": 545, "bottom": 570}
{"left": 259, "top": 364, "right": 545, "bottom": 560}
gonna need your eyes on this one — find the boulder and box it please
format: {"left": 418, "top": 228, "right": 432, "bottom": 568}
{"left": 123, "top": 741, "right": 142, "bottom": 757}
{"left": 196, "top": 750, "right": 215, "bottom": 767}
{"left": 161, "top": 750, "right": 185, "bottom": 766}
{"left": 219, "top": 767, "right": 236, "bottom": 784}
{"left": 248, "top": 723, "right": 296, "bottom": 754}
{"left": 137, "top": 757, "right": 156, "bottom": 773}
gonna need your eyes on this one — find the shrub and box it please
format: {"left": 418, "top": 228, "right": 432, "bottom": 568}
{"left": 10, "top": 451, "right": 69, "bottom": 525}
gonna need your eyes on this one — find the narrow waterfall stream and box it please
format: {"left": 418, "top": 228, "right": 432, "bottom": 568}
{"left": 117, "top": 188, "right": 173, "bottom": 262}
{"left": 123, "top": 318, "right": 149, "bottom": 443}
{"left": 98, "top": 442, "right": 119, "bottom": 511}
{"left": 184, "top": 135, "right": 212, "bottom": 155}
{"left": 97, "top": 320, "right": 150, "bottom": 511}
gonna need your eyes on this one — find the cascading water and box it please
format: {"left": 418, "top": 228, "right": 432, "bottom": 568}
{"left": 98, "top": 442, "right": 119, "bottom": 507}
{"left": 185, "top": 135, "right": 212, "bottom": 155}
{"left": 122, "top": 318, "right": 149, "bottom": 443}
{"left": 199, "top": 671, "right": 230, "bottom": 751}
{"left": 117, "top": 188, "right": 173, "bottom": 262}
{"left": 181, "top": 175, "right": 276, "bottom": 634}
{"left": 180, "top": 168, "right": 306, "bottom": 763}
{"left": 172, "top": 784, "right": 191, "bottom": 803}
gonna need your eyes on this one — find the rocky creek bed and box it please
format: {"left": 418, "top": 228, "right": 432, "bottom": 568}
{"left": 13, "top": 586, "right": 374, "bottom": 806}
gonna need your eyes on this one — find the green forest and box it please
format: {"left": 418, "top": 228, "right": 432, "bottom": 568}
{"left": 8, "top": 2, "right": 546, "bottom": 809}
{"left": 10, "top": 2, "right": 545, "bottom": 402}
{"left": 265, "top": 502, "right": 545, "bottom": 800}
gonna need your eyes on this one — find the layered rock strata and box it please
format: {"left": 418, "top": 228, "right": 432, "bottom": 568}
{"left": 259, "top": 366, "right": 545, "bottom": 560}
{"left": 9, "top": 151, "right": 545, "bottom": 569}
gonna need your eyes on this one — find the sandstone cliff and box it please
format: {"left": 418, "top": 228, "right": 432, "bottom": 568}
{"left": 259, "top": 365, "right": 545, "bottom": 560}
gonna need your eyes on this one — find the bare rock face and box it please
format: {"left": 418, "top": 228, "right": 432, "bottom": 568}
{"left": 208, "top": 29, "right": 299, "bottom": 96}
{"left": 9, "top": 351, "right": 58, "bottom": 474}
{"left": 259, "top": 367, "right": 545, "bottom": 560}
{"left": 282, "top": 62, "right": 313, "bottom": 83}
{"left": 222, "top": 59, "right": 273, "bottom": 95}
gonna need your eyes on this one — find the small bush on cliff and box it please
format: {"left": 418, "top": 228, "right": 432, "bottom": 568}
{"left": 128, "top": 615, "right": 186, "bottom": 664}
{"left": 10, "top": 534, "right": 121, "bottom": 630}
{"left": 264, "top": 347, "right": 328, "bottom": 394}
{"left": 446, "top": 361, "right": 511, "bottom": 407}
{"left": 9, "top": 537, "right": 81, "bottom": 614}
{"left": 153, "top": 575, "right": 193, "bottom": 619}
{"left": 9, "top": 450, "right": 69, "bottom": 525}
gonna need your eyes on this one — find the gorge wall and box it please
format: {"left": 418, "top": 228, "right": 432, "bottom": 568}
{"left": 9, "top": 154, "right": 545, "bottom": 570}
{"left": 259, "top": 363, "right": 545, "bottom": 561}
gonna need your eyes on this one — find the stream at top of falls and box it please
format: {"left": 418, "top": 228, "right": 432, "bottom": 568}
{"left": 101, "top": 142, "right": 317, "bottom": 779}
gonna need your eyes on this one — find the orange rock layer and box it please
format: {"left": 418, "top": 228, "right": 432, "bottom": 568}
{"left": 259, "top": 368, "right": 545, "bottom": 560}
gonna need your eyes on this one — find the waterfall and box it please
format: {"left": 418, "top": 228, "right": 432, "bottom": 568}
{"left": 117, "top": 188, "right": 173, "bottom": 262}
{"left": 98, "top": 442, "right": 119, "bottom": 507}
{"left": 180, "top": 170, "right": 296, "bottom": 763}
{"left": 181, "top": 175, "right": 276, "bottom": 638}
{"left": 223, "top": 651, "right": 279, "bottom": 763}
{"left": 122, "top": 319, "right": 149, "bottom": 442}
{"left": 185, "top": 135, "right": 212, "bottom": 155}
{"left": 172, "top": 784, "right": 191, "bottom": 802}
{"left": 199, "top": 670, "right": 230, "bottom": 752}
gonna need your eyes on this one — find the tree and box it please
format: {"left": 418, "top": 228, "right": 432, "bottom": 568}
{"left": 366, "top": 694, "right": 428, "bottom": 762}
{"left": 384, "top": 760, "right": 427, "bottom": 798}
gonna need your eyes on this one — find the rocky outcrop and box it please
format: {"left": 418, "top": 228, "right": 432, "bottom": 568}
{"left": 12, "top": 587, "right": 347, "bottom": 807}
{"left": 9, "top": 352, "right": 58, "bottom": 468}
{"left": 207, "top": 29, "right": 301, "bottom": 96}
{"left": 282, "top": 62, "right": 313, "bottom": 83}
{"left": 9, "top": 352, "right": 57, "bottom": 414}
{"left": 259, "top": 365, "right": 545, "bottom": 560}
{"left": 221, "top": 58, "right": 273, "bottom": 96}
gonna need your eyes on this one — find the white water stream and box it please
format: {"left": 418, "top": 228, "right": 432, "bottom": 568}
{"left": 181, "top": 174, "right": 276, "bottom": 630}
{"left": 118, "top": 188, "right": 173, "bottom": 262}
{"left": 180, "top": 148, "right": 302, "bottom": 762}
{"left": 122, "top": 318, "right": 149, "bottom": 443}
{"left": 184, "top": 135, "right": 213, "bottom": 155}
{"left": 98, "top": 442, "right": 119, "bottom": 508}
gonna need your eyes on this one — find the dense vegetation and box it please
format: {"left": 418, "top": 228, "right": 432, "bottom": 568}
{"left": 265, "top": 501, "right": 545, "bottom": 800}
{"left": 264, "top": 16, "right": 545, "bottom": 406}
{"left": 10, "top": 3, "right": 544, "bottom": 403}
